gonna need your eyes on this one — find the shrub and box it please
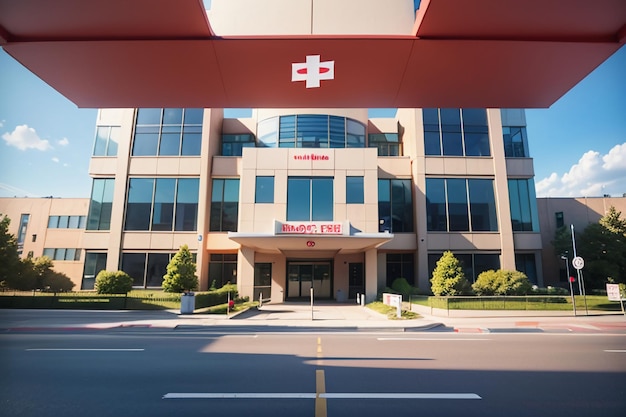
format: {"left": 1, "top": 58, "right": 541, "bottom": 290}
{"left": 195, "top": 284, "right": 238, "bottom": 309}
{"left": 162, "top": 245, "right": 198, "bottom": 293}
{"left": 95, "top": 270, "right": 133, "bottom": 294}
{"left": 42, "top": 271, "right": 75, "bottom": 292}
{"left": 430, "top": 251, "right": 470, "bottom": 296}
{"left": 391, "top": 278, "right": 415, "bottom": 297}
{"left": 473, "top": 269, "right": 532, "bottom": 296}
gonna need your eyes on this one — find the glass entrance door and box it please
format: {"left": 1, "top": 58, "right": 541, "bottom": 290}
{"left": 287, "top": 261, "right": 332, "bottom": 299}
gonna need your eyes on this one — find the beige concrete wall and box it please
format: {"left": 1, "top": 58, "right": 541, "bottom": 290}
{"left": 0, "top": 197, "right": 89, "bottom": 289}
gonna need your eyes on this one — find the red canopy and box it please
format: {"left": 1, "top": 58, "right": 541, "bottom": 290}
{"left": 1, "top": 0, "right": 624, "bottom": 108}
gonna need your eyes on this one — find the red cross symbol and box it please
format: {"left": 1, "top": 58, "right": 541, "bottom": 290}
{"left": 291, "top": 55, "right": 335, "bottom": 88}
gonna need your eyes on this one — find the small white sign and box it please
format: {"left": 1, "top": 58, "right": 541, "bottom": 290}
{"left": 382, "top": 292, "right": 402, "bottom": 318}
{"left": 572, "top": 256, "right": 585, "bottom": 270}
{"left": 606, "top": 283, "right": 622, "bottom": 301}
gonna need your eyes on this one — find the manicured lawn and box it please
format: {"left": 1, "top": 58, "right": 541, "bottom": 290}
{"left": 367, "top": 301, "right": 421, "bottom": 319}
{"left": 411, "top": 295, "right": 622, "bottom": 311}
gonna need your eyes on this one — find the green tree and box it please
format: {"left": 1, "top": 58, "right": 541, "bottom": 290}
{"left": 430, "top": 251, "right": 470, "bottom": 296}
{"left": 42, "top": 271, "right": 75, "bottom": 292}
{"left": 600, "top": 206, "right": 626, "bottom": 236}
{"left": 162, "top": 245, "right": 198, "bottom": 293}
{"left": 473, "top": 269, "right": 531, "bottom": 295}
{"left": 95, "top": 270, "right": 133, "bottom": 294}
{"left": 0, "top": 215, "right": 20, "bottom": 288}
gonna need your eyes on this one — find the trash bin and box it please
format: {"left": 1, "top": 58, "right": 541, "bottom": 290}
{"left": 336, "top": 289, "right": 347, "bottom": 303}
{"left": 180, "top": 292, "right": 195, "bottom": 314}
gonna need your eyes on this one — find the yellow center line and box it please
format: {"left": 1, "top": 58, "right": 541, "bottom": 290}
{"left": 315, "top": 369, "right": 327, "bottom": 417}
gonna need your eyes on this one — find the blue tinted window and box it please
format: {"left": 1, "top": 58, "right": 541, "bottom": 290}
{"left": 468, "top": 179, "right": 498, "bottom": 231}
{"left": 287, "top": 178, "right": 311, "bottom": 221}
{"left": 447, "top": 179, "right": 469, "bottom": 231}
{"left": 125, "top": 178, "right": 154, "bottom": 230}
{"left": 136, "top": 108, "right": 161, "bottom": 125}
{"left": 87, "top": 179, "right": 114, "bottom": 230}
{"left": 346, "top": 176, "right": 364, "bottom": 204}
{"left": 378, "top": 179, "right": 413, "bottom": 232}
{"left": 210, "top": 179, "right": 239, "bottom": 231}
{"left": 184, "top": 108, "right": 204, "bottom": 124}
{"left": 424, "top": 108, "right": 490, "bottom": 157}
{"left": 287, "top": 178, "right": 333, "bottom": 221}
{"left": 163, "top": 108, "right": 183, "bottom": 125}
{"left": 134, "top": 108, "right": 201, "bottom": 156}
{"left": 256, "top": 176, "right": 274, "bottom": 203}
{"left": 508, "top": 179, "right": 539, "bottom": 232}
{"left": 176, "top": 178, "right": 199, "bottom": 231}
{"left": 426, "top": 178, "right": 446, "bottom": 231}
{"left": 259, "top": 115, "right": 365, "bottom": 149}
{"left": 152, "top": 179, "right": 176, "bottom": 231}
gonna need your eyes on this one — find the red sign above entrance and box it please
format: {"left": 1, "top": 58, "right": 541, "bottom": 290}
{"left": 278, "top": 222, "right": 344, "bottom": 235}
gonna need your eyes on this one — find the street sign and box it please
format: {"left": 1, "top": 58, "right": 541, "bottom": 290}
{"left": 606, "top": 284, "right": 622, "bottom": 301}
{"left": 572, "top": 256, "right": 585, "bottom": 270}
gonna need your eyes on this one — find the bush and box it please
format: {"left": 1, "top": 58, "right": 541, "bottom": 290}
{"left": 430, "top": 251, "right": 470, "bottom": 296}
{"left": 391, "top": 278, "right": 416, "bottom": 297}
{"left": 162, "top": 245, "right": 198, "bottom": 293}
{"left": 473, "top": 269, "right": 532, "bottom": 296}
{"left": 95, "top": 270, "right": 133, "bottom": 294}
{"left": 195, "top": 284, "right": 238, "bottom": 309}
{"left": 42, "top": 271, "right": 75, "bottom": 292}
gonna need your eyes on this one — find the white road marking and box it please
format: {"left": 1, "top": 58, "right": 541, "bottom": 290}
{"left": 321, "top": 393, "right": 482, "bottom": 400}
{"left": 163, "top": 393, "right": 316, "bottom": 399}
{"left": 163, "top": 392, "right": 481, "bottom": 400}
{"left": 377, "top": 338, "right": 489, "bottom": 341}
{"left": 27, "top": 348, "right": 144, "bottom": 351}
{"left": 604, "top": 349, "right": 626, "bottom": 353}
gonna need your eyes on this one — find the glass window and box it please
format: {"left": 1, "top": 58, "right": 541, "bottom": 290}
{"left": 368, "top": 133, "right": 402, "bottom": 156}
{"left": 136, "top": 108, "right": 161, "bottom": 125}
{"left": 287, "top": 178, "right": 311, "bottom": 221}
{"left": 258, "top": 115, "right": 366, "bottom": 149}
{"left": 82, "top": 252, "right": 107, "bottom": 290}
{"left": 210, "top": 179, "right": 240, "bottom": 231}
{"left": 209, "top": 254, "right": 238, "bottom": 287}
{"left": 163, "top": 108, "right": 183, "bottom": 125}
{"left": 175, "top": 178, "right": 199, "bottom": 231}
{"left": 468, "top": 179, "right": 498, "bottom": 231}
{"left": 516, "top": 253, "right": 538, "bottom": 285}
{"left": 68, "top": 215, "right": 80, "bottom": 229}
{"left": 132, "top": 131, "right": 159, "bottom": 156}
{"left": 222, "top": 134, "right": 255, "bottom": 156}
{"left": 555, "top": 211, "right": 564, "bottom": 229}
{"left": 146, "top": 253, "right": 170, "bottom": 287}
{"left": 184, "top": 108, "right": 204, "bottom": 124}
{"left": 58, "top": 216, "right": 69, "bottom": 229}
{"left": 425, "top": 178, "right": 447, "bottom": 231}
{"left": 378, "top": 179, "right": 413, "bottom": 232}
{"left": 43, "top": 248, "right": 55, "bottom": 258}
{"left": 440, "top": 108, "right": 463, "bottom": 156}
{"left": 159, "top": 131, "right": 181, "bottom": 156}
{"left": 181, "top": 131, "right": 202, "bottom": 156}
{"left": 65, "top": 248, "right": 76, "bottom": 261}
{"left": 121, "top": 253, "right": 147, "bottom": 287}
{"left": 427, "top": 178, "right": 497, "bottom": 232}
{"left": 508, "top": 179, "right": 540, "bottom": 232}
{"left": 346, "top": 176, "right": 364, "bottom": 204}
{"left": 255, "top": 176, "right": 274, "bottom": 203}
{"left": 87, "top": 179, "right": 114, "bottom": 230}
{"left": 94, "top": 126, "right": 109, "bottom": 156}
{"left": 424, "top": 108, "right": 490, "bottom": 157}
{"left": 503, "top": 126, "right": 528, "bottom": 157}
{"left": 48, "top": 216, "right": 59, "bottom": 229}
{"left": 151, "top": 178, "right": 176, "bottom": 231}
{"left": 447, "top": 179, "right": 469, "bottom": 231}
{"left": 125, "top": 178, "right": 154, "bottom": 231}
{"left": 386, "top": 253, "right": 415, "bottom": 287}
{"left": 287, "top": 177, "right": 333, "bottom": 221}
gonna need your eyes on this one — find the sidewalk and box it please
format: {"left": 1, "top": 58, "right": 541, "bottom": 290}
{"left": 1, "top": 302, "right": 624, "bottom": 332}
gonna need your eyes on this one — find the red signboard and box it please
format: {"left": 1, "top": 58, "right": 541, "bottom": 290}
{"left": 279, "top": 222, "right": 343, "bottom": 235}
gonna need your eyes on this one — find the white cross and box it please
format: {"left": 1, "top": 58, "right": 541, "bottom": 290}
{"left": 291, "top": 55, "right": 335, "bottom": 88}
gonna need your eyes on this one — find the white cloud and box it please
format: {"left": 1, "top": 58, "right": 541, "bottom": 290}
{"left": 536, "top": 142, "right": 626, "bottom": 197}
{"left": 2, "top": 124, "right": 52, "bottom": 151}
{"left": 51, "top": 157, "right": 60, "bottom": 163}
{"left": 58, "top": 137, "right": 69, "bottom": 146}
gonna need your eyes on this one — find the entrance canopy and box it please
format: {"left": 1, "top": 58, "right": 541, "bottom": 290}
{"left": 228, "top": 232, "right": 393, "bottom": 256}
{"left": 1, "top": 0, "right": 624, "bottom": 108}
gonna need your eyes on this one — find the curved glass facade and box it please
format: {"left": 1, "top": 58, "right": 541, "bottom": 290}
{"left": 257, "top": 114, "right": 365, "bottom": 148}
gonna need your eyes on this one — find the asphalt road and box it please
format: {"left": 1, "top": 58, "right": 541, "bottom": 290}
{"left": 1, "top": 328, "right": 625, "bottom": 417}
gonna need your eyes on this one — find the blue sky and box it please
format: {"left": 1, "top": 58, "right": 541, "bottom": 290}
{"left": 0, "top": 46, "right": 625, "bottom": 199}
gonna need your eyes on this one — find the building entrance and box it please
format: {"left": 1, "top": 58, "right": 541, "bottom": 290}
{"left": 287, "top": 261, "right": 332, "bottom": 299}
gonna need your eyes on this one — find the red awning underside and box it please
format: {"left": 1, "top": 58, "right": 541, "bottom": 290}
{"left": 1, "top": 0, "right": 624, "bottom": 109}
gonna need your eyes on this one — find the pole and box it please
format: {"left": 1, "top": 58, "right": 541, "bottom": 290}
{"left": 562, "top": 256, "right": 576, "bottom": 316}
{"left": 570, "top": 224, "right": 588, "bottom": 315}
{"left": 310, "top": 287, "right": 314, "bottom": 321}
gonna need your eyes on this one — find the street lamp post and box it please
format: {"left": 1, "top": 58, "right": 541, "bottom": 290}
{"left": 561, "top": 255, "right": 576, "bottom": 316}
{"left": 570, "top": 224, "right": 588, "bottom": 315}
